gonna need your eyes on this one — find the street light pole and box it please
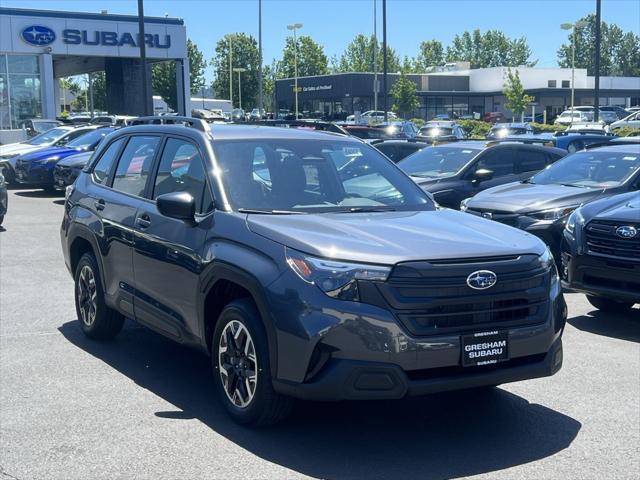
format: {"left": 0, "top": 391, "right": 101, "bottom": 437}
{"left": 594, "top": 0, "right": 602, "bottom": 122}
{"left": 382, "top": 0, "right": 388, "bottom": 122}
{"left": 561, "top": 21, "right": 587, "bottom": 121}
{"left": 287, "top": 23, "right": 303, "bottom": 119}
{"left": 233, "top": 68, "right": 246, "bottom": 110}
{"left": 137, "top": 0, "right": 150, "bottom": 116}
{"left": 373, "top": 0, "right": 378, "bottom": 113}
{"left": 228, "top": 36, "right": 233, "bottom": 108}
{"left": 258, "top": 0, "right": 263, "bottom": 113}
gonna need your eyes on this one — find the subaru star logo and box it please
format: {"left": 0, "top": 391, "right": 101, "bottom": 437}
{"left": 467, "top": 270, "right": 498, "bottom": 290}
{"left": 21, "top": 26, "right": 56, "bottom": 46}
{"left": 616, "top": 225, "right": 638, "bottom": 239}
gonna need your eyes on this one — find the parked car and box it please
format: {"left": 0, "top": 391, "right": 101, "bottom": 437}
{"left": 231, "top": 109, "right": 246, "bottom": 122}
{"left": 598, "top": 110, "right": 621, "bottom": 125}
{"left": 343, "top": 125, "right": 397, "bottom": 141}
{"left": 554, "top": 110, "right": 593, "bottom": 126}
{"left": 346, "top": 110, "right": 397, "bottom": 123}
{"left": 61, "top": 117, "right": 566, "bottom": 426}
{"left": 0, "top": 125, "right": 100, "bottom": 184}
{"left": 373, "top": 139, "right": 430, "bottom": 162}
{"left": 249, "top": 108, "right": 266, "bottom": 121}
{"left": 18, "top": 119, "right": 62, "bottom": 138}
{"left": 398, "top": 141, "right": 566, "bottom": 209}
{"left": 482, "top": 112, "right": 506, "bottom": 123}
{"left": 461, "top": 144, "right": 640, "bottom": 260}
{"left": 561, "top": 191, "right": 639, "bottom": 313}
{"left": 376, "top": 121, "right": 419, "bottom": 139}
{"left": 564, "top": 123, "right": 610, "bottom": 135}
{"left": 610, "top": 111, "right": 640, "bottom": 130}
{"left": 486, "top": 123, "right": 534, "bottom": 139}
{"left": 90, "top": 115, "right": 136, "bottom": 126}
{"left": 0, "top": 172, "right": 7, "bottom": 226}
{"left": 53, "top": 151, "right": 93, "bottom": 190}
{"left": 417, "top": 121, "right": 466, "bottom": 142}
{"left": 599, "top": 106, "right": 629, "bottom": 120}
{"left": 524, "top": 113, "right": 545, "bottom": 123}
{"left": 14, "top": 127, "right": 115, "bottom": 190}
{"left": 553, "top": 132, "right": 618, "bottom": 152}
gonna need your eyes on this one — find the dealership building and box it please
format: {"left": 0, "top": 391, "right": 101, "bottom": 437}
{"left": 0, "top": 7, "right": 189, "bottom": 133}
{"left": 275, "top": 64, "right": 640, "bottom": 120}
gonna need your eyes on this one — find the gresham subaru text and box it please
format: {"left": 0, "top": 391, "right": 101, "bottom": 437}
{"left": 61, "top": 118, "right": 566, "bottom": 426}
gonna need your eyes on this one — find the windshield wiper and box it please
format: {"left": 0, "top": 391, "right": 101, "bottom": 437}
{"left": 237, "top": 208, "right": 306, "bottom": 215}
{"left": 522, "top": 178, "right": 535, "bottom": 184}
{"left": 336, "top": 206, "right": 397, "bottom": 213}
{"left": 558, "top": 183, "right": 584, "bottom": 188}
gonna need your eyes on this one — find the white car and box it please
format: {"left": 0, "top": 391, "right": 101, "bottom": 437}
{"left": 554, "top": 109, "right": 594, "bottom": 126}
{"left": 346, "top": 110, "right": 397, "bottom": 124}
{"left": 565, "top": 122, "right": 611, "bottom": 134}
{"left": 0, "top": 125, "right": 97, "bottom": 183}
{"left": 611, "top": 111, "right": 640, "bottom": 130}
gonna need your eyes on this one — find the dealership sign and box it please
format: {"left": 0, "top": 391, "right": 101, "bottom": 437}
{"left": 20, "top": 25, "right": 171, "bottom": 49}
{"left": 302, "top": 85, "right": 332, "bottom": 92}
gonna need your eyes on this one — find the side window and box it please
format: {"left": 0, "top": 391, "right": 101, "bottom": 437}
{"left": 153, "top": 138, "right": 213, "bottom": 214}
{"left": 517, "top": 149, "right": 550, "bottom": 174}
{"left": 112, "top": 136, "right": 161, "bottom": 197}
{"left": 476, "top": 149, "right": 515, "bottom": 177}
{"left": 377, "top": 144, "right": 399, "bottom": 162}
{"left": 56, "top": 128, "right": 89, "bottom": 146}
{"left": 92, "top": 138, "right": 125, "bottom": 185}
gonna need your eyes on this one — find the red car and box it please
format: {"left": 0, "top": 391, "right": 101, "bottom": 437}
{"left": 482, "top": 112, "right": 506, "bottom": 123}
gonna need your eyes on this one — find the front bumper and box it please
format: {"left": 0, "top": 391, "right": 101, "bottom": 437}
{"left": 53, "top": 166, "right": 80, "bottom": 190}
{"left": 15, "top": 163, "right": 55, "bottom": 186}
{"left": 267, "top": 269, "right": 566, "bottom": 401}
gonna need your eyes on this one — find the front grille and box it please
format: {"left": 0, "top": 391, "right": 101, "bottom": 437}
{"left": 466, "top": 208, "right": 519, "bottom": 227}
{"left": 54, "top": 165, "right": 79, "bottom": 184}
{"left": 585, "top": 221, "right": 640, "bottom": 261}
{"left": 369, "top": 254, "right": 550, "bottom": 336}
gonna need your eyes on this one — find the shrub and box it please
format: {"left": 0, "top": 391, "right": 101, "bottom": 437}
{"left": 612, "top": 126, "right": 640, "bottom": 137}
{"left": 410, "top": 118, "right": 426, "bottom": 128}
{"left": 531, "top": 122, "right": 566, "bottom": 133}
{"left": 457, "top": 119, "right": 492, "bottom": 139}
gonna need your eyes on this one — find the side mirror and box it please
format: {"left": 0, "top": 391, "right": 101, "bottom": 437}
{"left": 157, "top": 192, "right": 196, "bottom": 222}
{"left": 473, "top": 168, "right": 494, "bottom": 182}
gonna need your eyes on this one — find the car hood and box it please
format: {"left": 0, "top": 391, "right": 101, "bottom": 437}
{"left": 0, "top": 143, "right": 46, "bottom": 158}
{"left": 467, "top": 182, "right": 607, "bottom": 213}
{"left": 18, "top": 146, "right": 81, "bottom": 162}
{"left": 247, "top": 209, "right": 545, "bottom": 265}
{"left": 57, "top": 151, "right": 93, "bottom": 168}
{"left": 581, "top": 191, "right": 640, "bottom": 222}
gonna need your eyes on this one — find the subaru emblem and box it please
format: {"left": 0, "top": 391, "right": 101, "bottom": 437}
{"left": 467, "top": 270, "right": 498, "bottom": 290}
{"left": 616, "top": 225, "right": 637, "bottom": 239}
{"left": 21, "top": 26, "right": 56, "bottom": 47}
{"left": 482, "top": 212, "right": 493, "bottom": 219}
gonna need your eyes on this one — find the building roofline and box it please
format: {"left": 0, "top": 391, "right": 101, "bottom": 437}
{"left": 0, "top": 7, "right": 184, "bottom": 25}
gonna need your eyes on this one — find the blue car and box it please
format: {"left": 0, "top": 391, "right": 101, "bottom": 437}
{"left": 14, "top": 127, "right": 114, "bottom": 190}
{"left": 552, "top": 132, "right": 618, "bottom": 153}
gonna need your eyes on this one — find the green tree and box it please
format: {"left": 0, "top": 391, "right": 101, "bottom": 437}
{"left": 390, "top": 72, "right": 419, "bottom": 118}
{"left": 211, "top": 33, "right": 260, "bottom": 108}
{"left": 416, "top": 40, "right": 445, "bottom": 70}
{"left": 262, "top": 62, "right": 278, "bottom": 112}
{"left": 277, "top": 35, "right": 329, "bottom": 79}
{"left": 503, "top": 69, "right": 534, "bottom": 120}
{"left": 152, "top": 39, "right": 207, "bottom": 111}
{"left": 557, "top": 15, "right": 640, "bottom": 76}
{"left": 90, "top": 71, "right": 107, "bottom": 112}
{"left": 336, "top": 34, "right": 401, "bottom": 73}
{"left": 445, "top": 29, "right": 536, "bottom": 68}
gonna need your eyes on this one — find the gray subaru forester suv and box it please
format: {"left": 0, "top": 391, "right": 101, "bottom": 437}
{"left": 61, "top": 117, "right": 566, "bottom": 426}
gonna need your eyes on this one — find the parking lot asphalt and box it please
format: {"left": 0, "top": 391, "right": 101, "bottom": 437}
{"left": 1, "top": 188, "right": 639, "bottom": 480}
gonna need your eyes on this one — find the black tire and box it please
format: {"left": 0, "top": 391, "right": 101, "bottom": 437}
{"left": 587, "top": 295, "right": 634, "bottom": 313}
{"left": 212, "top": 299, "right": 294, "bottom": 426}
{"left": 74, "top": 252, "right": 124, "bottom": 339}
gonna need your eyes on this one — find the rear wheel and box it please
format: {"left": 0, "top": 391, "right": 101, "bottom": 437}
{"left": 74, "top": 252, "right": 124, "bottom": 339}
{"left": 587, "top": 295, "right": 634, "bottom": 313}
{"left": 212, "top": 299, "right": 294, "bottom": 426}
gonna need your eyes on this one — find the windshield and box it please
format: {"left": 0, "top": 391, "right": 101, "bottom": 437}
{"left": 27, "top": 127, "right": 70, "bottom": 145}
{"left": 530, "top": 149, "right": 640, "bottom": 188}
{"left": 33, "top": 122, "right": 60, "bottom": 133}
{"left": 66, "top": 128, "right": 114, "bottom": 150}
{"left": 212, "top": 139, "right": 434, "bottom": 213}
{"left": 398, "top": 146, "right": 481, "bottom": 178}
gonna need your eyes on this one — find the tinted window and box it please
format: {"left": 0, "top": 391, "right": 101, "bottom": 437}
{"left": 476, "top": 149, "right": 515, "bottom": 176}
{"left": 518, "top": 149, "right": 552, "bottom": 173}
{"left": 153, "top": 138, "right": 213, "bottom": 214}
{"left": 92, "top": 138, "right": 125, "bottom": 185}
{"left": 26, "top": 127, "right": 70, "bottom": 145}
{"left": 399, "top": 146, "right": 481, "bottom": 178}
{"left": 66, "top": 128, "right": 115, "bottom": 149}
{"left": 213, "top": 139, "right": 433, "bottom": 212}
{"left": 376, "top": 143, "right": 400, "bottom": 162}
{"left": 112, "top": 136, "right": 160, "bottom": 196}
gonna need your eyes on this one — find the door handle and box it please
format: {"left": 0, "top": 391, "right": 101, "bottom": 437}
{"left": 136, "top": 213, "right": 151, "bottom": 229}
{"left": 94, "top": 199, "right": 105, "bottom": 211}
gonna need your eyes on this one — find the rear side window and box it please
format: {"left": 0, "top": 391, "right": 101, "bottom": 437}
{"left": 153, "top": 138, "right": 213, "bottom": 214}
{"left": 517, "top": 149, "right": 551, "bottom": 173}
{"left": 476, "top": 148, "right": 515, "bottom": 177}
{"left": 112, "top": 136, "right": 161, "bottom": 197}
{"left": 92, "top": 138, "right": 125, "bottom": 185}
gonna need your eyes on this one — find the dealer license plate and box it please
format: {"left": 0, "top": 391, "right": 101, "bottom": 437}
{"left": 462, "top": 330, "right": 508, "bottom": 367}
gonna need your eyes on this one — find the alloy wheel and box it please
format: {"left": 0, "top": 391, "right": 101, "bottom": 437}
{"left": 77, "top": 265, "right": 97, "bottom": 327}
{"left": 218, "top": 320, "right": 258, "bottom": 408}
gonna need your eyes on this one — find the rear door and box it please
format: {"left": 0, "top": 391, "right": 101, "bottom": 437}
{"left": 131, "top": 136, "right": 214, "bottom": 341}
{"left": 467, "top": 146, "right": 520, "bottom": 195}
{"left": 515, "top": 147, "right": 556, "bottom": 180}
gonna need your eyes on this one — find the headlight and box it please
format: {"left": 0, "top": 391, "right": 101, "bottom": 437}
{"left": 528, "top": 205, "right": 579, "bottom": 222}
{"left": 46, "top": 156, "right": 61, "bottom": 163}
{"left": 539, "top": 246, "right": 555, "bottom": 269}
{"left": 565, "top": 208, "right": 585, "bottom": 235}
{"left": 285, "top": 247, "right": 391, "bottom": 301}
{"left": 460, "top": 197, "right": 472, "bottom": 211}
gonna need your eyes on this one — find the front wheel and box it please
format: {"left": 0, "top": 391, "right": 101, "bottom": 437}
{"left": 74, "top": 253, "right": 124, "bottom": 339}
{"left": 212, "top": 299, "right": 294, "bottom": 426}
{"left": 587, "top": 295, "right": 634, "bottom": 313}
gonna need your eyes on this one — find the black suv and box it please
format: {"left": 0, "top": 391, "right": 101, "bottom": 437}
{"left": 397, "top": 141, "right": 566, "bottom": 209}
{"left": 561, "top": 191, "right": 639, "bottom": 313}
{"left": 61, "top": 117, "right": 566, "bottom": 425}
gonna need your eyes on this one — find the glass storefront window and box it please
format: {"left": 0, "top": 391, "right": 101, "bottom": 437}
{"left": 0, "top": 54, "right": 43, "bottom": 128}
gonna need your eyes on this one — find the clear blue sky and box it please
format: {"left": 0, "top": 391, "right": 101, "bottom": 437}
{"left": 5, "top": 0, "right": 640, "bottom": 82}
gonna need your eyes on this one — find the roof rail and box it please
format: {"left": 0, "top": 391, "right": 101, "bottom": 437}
{"left": 485, "top": 137, "right": 555, "bottom": 146}
{"left": 129, "top": 116, "right": 209, "bottom": 132}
